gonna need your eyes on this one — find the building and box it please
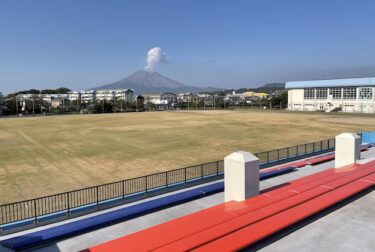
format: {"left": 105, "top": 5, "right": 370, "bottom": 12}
{"left": 120, "top": 89, "right": 135, "bottom": 102}
{"left": 160, "top": 92, "right": 177, "bottom": 105}
{"left": 143, "top": 93, "right": 162, "bottom": 104}
{"left": 68, "top": 89, "right": 135, "bottom": 104}
{"left": 42, "top": 94, "right": 68, "bottom": 104}
{"left": 143, "top": 92, "right": 177, "bottom": 109}
{"left": 95, "top": 89, "right": 134, "bottom": 102}
{"left": 67, "top": 91, "right": 81, "bottom": 102}
{"left": 286, "top": 77, "right": 375, "bottom": 113}
{"left": 95, "top": 89, "right": 114, "bottom": 102}
{"left": 50, "top": 96, "right": 69, "bottom": 108}
{"left": 80, "top": 90, "right": 96, "bottom": 103}
{"left": 242, "top": 91, "right": 269, "bottom": 99}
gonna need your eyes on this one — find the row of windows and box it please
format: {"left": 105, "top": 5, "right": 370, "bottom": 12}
{"left": 304, "top": 88, "right": 373, "bottom": 100}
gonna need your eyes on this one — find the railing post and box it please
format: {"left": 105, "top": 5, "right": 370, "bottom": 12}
{"left": 34, "top": 199, "right": 38, "bottom": 225}
{"left": 96, "top": 186, "right": 99, "bottom": 209}
{"left": 0, "top": 206, "right": 3, "bottom": 227}
{"left": 166, "top": 172, "right": 168, "bottom": 188}
{"left": 184, "top": 168, "right": 187, "bottom": 183}
{"left": 216, "top": 161, "right": 219, "bottom": 175}
{"left": 122, "top": 180, "right": 125, "bottom": 202}
{"left": 67, "top": 193, "right": 70, "bottom": 217}
{"left": 145, "top": 176, "right": 148, "bottom": 193}
{"left": 287, "top": 147, "right": 289, "bottom": 158}
{"left": 267, "top": 152, "right": 269, "bottom": 163}
{"left": 201, "top": 165, "right": 203, "bottom": 179}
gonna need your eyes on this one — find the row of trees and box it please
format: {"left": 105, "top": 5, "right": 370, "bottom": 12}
{"left": 0, "top": 90, "right": 145, "bottom": 116}
{"left": 0, "top": 88, "right": 288, "bottom": 116}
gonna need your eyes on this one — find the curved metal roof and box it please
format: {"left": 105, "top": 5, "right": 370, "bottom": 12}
{"left": 285, "top": 77, "right": 375, "bottom": 89}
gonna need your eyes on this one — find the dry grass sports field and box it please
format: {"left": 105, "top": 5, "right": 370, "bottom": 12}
{"left": 1, "top": 110, "right": 374, "bottom": 204}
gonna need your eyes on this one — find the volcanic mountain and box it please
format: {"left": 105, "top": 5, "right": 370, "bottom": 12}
{"left": 94, "top": 70, "right": 220, "bottom": 94}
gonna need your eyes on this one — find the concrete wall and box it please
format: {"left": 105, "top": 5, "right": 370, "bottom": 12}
{"left": 288, "top": 87, "right": 375, "bottom": 113}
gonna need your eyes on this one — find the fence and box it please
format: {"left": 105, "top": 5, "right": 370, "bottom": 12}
{"left": 0, "top": 138, "right": 335, "bottom": 227}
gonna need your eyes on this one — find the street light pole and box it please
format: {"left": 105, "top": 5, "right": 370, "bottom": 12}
{"left": 15, "top": 97, "right": 18, "bottom": 115}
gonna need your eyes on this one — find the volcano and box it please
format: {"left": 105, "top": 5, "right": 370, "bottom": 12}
{"left": 93, "top": 70, "right": 220, "bottom": 94}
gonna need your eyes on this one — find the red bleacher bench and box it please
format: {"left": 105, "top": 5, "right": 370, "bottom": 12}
{"left": 84, "top": 160, "right": 375, "bottom": 252}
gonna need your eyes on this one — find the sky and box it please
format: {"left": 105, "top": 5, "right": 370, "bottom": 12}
{"left": 0, "top": 0, "right": 375, "bottom": 94}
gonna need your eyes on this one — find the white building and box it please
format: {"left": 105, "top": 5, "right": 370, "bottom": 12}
{"left": 96, "top": 89, "right": 116, "bottom": 102}
{"left": 67, "top": 91, "right": 81, "bottom": 102}
{"left": 80, "top": 90, "right": 96, "bottom": 103}
{"left": 68, "top": 89, "right": 134, "bottom": 103}
{"left": 224, "top": 91, "right": 244, "bottom": 103}
{"left": 114, "top": 89, "right": 134, "bottom": 101}
{"left": 143, "top": 93, "right": 163, "bottom": 104}
{"left": 42, "top": 94, "right": 68, "bottom": 103}
{"left": 286, "top": 77, "right": 375, "bottom": 113}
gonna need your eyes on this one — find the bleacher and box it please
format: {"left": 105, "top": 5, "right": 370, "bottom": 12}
{"left": 0, "top": 136, "right": 373, "bottom": 251}
{"left": 82, "top": 160, "right": 375, "bottom": 252}
{"left": 0, "top": 165, "right": 298, "bottom": 251}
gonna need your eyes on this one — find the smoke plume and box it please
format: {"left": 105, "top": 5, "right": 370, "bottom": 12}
{"left": 144, "top": 47, "right": 166, "bottom": 72}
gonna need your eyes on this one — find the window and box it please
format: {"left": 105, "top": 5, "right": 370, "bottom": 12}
{"left": 316, "top": 88, "right": 327, "bottom": 99}
{"left": 329, "top": 88, "right": 342, "bottom": 99}
{"left": 304, "top": 89, "right": 314, "bottom": 99}
{"left": 343, "top": 88, "right": 356, "bottom": 100}
{"left": 359, "top": 87, "right": 373, "bottom": 100}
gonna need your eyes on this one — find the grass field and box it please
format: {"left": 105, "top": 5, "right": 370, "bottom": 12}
{"left": 1, "top": 110, "right": 375, "bottom": 204}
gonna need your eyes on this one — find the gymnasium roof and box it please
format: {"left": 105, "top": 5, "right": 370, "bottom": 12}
{"left": 285, "top": 77, "right": 375, "bottom": 89}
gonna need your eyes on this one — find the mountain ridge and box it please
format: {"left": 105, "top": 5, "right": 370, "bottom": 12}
{"left": 93, "top": 70, "right": 221, "bottom": 94}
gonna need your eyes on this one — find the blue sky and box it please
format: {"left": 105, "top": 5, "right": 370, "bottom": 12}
{"left": 0, "top": 0, "right": 374, "bottom": 94}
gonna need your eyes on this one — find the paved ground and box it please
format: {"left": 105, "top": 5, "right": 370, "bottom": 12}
{"left": 1, "top": 148, "right": 374, "bottom": 252}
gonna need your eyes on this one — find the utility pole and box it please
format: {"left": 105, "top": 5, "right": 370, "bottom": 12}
{"left": 15, "top": 97, "right": 18, "bottom": 115}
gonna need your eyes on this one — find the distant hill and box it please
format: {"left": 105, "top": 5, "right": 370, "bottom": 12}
{"left": 260, "top": 83, "right": 285, "bottom": 89}
{"left": 93, "top": 70, "right": 221, "bottom": 94}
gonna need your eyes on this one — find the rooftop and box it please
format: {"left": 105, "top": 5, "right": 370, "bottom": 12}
{"left": 285, "top": 77, "right": 375, "bottom": 89}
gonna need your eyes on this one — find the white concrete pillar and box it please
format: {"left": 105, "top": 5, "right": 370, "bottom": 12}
{"left": 335, "top": 133, "right": 361, "bottom": 168}
{"left": 224, "top": 151, "right": 259, "bottom": 202}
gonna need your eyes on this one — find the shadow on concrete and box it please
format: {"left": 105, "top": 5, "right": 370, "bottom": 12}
{"left": 241, "top": 187, "right": 375, "bottom": 252}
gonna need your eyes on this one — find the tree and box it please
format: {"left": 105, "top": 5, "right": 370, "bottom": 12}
{"left": 269, "top": 90, "right": 288, "bottom": 108}
{"left": 3, "top": 98, "right": 17, "bottom": 115}
{"left": 88, "top": 100, "right": 113, "bottom": 113}
{"left": 41, "top": 87, "right": 71, "bottom": 94}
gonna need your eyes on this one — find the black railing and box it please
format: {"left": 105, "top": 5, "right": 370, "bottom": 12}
{"left": 0, "top": 138, "right": 335, "bottom": 227}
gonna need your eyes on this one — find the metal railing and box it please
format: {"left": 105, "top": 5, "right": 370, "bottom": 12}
{"left": 0, "top": 138, "right": 335, "bottom": 227}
